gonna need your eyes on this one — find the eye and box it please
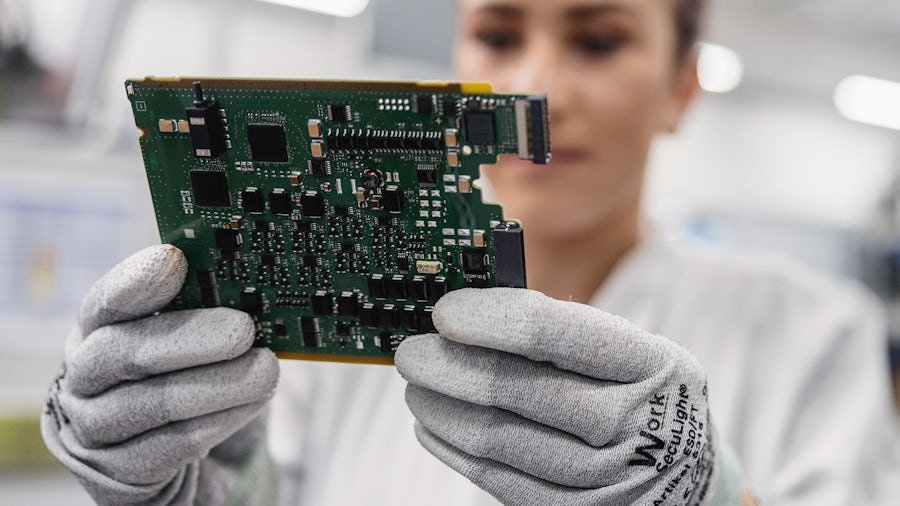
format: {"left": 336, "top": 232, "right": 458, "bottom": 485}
{"left": 574, "top": 35, "right": 624, "bottom": 56}
{"left": 475, "top": 29, "right": 522, "bottom": 52}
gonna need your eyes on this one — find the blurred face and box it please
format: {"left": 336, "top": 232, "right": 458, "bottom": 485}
{"left": 456, "top": 0, "right": 698, "bottom": 240}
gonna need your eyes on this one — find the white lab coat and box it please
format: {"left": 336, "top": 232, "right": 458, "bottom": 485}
{"left": 268, "top": 233, "right": 900, "bottom": 505}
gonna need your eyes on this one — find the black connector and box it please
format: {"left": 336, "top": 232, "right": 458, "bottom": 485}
{"left": 528, "top": 95, "right": 551, "bottom": 165}
{"left": 492, "top": 223, "right": 527, "bottom": 288}
{"left": 185, "top": 81, "right": 229, "bottom": 158}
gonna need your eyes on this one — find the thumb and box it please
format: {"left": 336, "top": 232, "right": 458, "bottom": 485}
{"left": 78, "top": 244, "right": 188, "bottom": 335}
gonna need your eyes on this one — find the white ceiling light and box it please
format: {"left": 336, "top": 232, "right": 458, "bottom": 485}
{"left": 697, "top": 43, "right": 744, "bottom": 94}
{"left": 256, "top": 0, "right": 370, "bottom": 18}
{"left": 834, "top": 75, "right": 900, "bottom": 132}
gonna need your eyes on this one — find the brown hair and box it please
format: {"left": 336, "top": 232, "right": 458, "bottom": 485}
{"left": 675, "top": 0, "right": 706, "bottom": 59}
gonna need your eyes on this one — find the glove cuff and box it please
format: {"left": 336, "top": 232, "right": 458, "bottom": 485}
{"left": 41, "top": 408, "right": 190, "bottom": 505}
{"left": 705, "top": 431, "right": 746, "bottom": 506}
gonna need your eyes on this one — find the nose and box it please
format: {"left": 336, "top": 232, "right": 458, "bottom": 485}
{"left": 506, "top": 36, "right": 571, "bottom": 122}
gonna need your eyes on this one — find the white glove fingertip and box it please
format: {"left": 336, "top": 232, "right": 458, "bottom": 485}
{"left": 393, "top": 334, "right": 437, "bottom": 382}
{"left": 79, "top": 244, "right": 188, "bottom": 335}
{"left": 433, "top": 287, "right": 546, "bottom": 341}
{"left": 246, "top": 347, "right": 281, "bottom": 396}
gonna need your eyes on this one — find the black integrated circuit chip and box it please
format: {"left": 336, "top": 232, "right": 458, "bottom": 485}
{"left": 461, "top": 250, "right": 488, "bottom": 274}
{"left": 247, "top": 124, "right": 289, "bottom": 162}
{"left": 300, "top": 192, "right": 324, "bottom": 217}
{"left": 442, "top": 99, "right": 458, "bottom": 117}
{"left": 310, "top": 159, "right": 328, "bottom": 176}
{"left": 382, "top": 187, "right": 403, "bottom": 213}
{"left": 416, "top": 94, "right": 435, "bottom": 114}
{"left": 190, "top": 170, "right": 231, "bottom": 207}
{"left": 241, "top": 188, "right": 265, "bottom": 213}
{"left": 268, "top": 189, "right": 292, "bottom": 215}
{"left": 464, "top": 111, "right": 496, "bottom": 145}
{"left": 240, "top": 288, "right": 262, "bottom": 312}
{"left": 330, "top": 104, "right": 350, "bottom": 122}
{"left": 417, "top": 167, "right": 436, "bottom": 185}
{"left": 214, "top": 229, "right": 242, "bottom": 250}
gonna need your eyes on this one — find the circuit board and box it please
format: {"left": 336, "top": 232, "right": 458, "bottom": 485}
{"left": 126, "top": 77, "right": 550, "bottom": 364}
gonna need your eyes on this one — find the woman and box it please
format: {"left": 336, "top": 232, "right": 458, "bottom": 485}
{"left": 42, "top": 0, "right": 899, "bottom": 504}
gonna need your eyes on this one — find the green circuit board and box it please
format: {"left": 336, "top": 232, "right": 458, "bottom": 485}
{"left": 126, "top": 77, "right": 550, "bottom": 364}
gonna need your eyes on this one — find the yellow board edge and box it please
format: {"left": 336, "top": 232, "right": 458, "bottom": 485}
{"left": 127, "top": 76, "right": 494, "bottom": 95}
{"left": 275, "top": 351, "right": 395, "bottom": 366}
{"left": 459, "top": 82, "right": 494, "bottom": 94}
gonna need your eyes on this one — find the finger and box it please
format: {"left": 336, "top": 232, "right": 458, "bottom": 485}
{"left": 79, "top": 244, "right": 187, "bottom": 335}
{"left": 433, "top": 288, "right": 680, "bottom": 382}
{"left": 67, "top": 307, "right": 256, "bottom": 397}
{"left": 65, "top": 401, "right": 268, "bottom": 486}
{"left": 62, "top": 348, "right": 279, "bottom": 447}
{"left": 396, "top": 334, "right": 650, "bottom": 446}
{"left": 413, "top": 423, "right": 604, "bottom": 506}
{"left": 406, "top": 385, "right": 627, "bottom": 488}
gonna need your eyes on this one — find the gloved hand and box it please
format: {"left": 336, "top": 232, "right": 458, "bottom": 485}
{"left": 41, "top": 245, "right": 280, "bottom": 506}
{"left": 395, "top": 288, "right": 745, "bottom": 506}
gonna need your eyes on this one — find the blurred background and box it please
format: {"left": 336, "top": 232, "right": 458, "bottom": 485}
{"left": 0, "top": 0, "right": 898, "bottom": 502}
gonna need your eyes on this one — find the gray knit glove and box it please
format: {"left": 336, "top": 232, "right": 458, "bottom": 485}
{"left": 396, "top": 288, "right": 743, "bottom": 506}
{"left": 41, "top": 245, "right": 280, "bottom": 505}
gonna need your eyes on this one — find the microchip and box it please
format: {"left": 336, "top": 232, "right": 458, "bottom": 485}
{"left": 240, "top": 288, "right": 262, "bottom": 313}
{"left": 312, "top": 291, "right": 333, "bottom": 316}
{"left": 214, "top": 229, "right": 242, "bottom": 250}
{"left": 247, "top": 124, "right": 289, "bottom": 162}
{"left": 241, "top": 188, "right": 265, "bottom": 213}
{"left": 368, "top": 275, "right": 387, "bottom": 299}
{"left": 428, "top": 277, "right": 448, "bottom": 302}
{"left": 464, "top": 110, "right": 496, "bottom": 145}
{"left": 333, "top": 205, "right": 349, "bottom": 217}
{"left": 462, "top": 250, "right": 488, "bottom": 274}
{"left": 296, "top": 220, "right": 312, "bottom": 233}
{"left": 301, "top": 191, "right": 324, "bottom": 218}
{"left": 269, "top": 189, "right": 292, "bottom": 215}
{"left": 360, "top": 303, "right": 378, "bottom": 328}
{"left": 442, "top": 99, "right": 458, "bottom": 117}
{"left": 397, "top": 257, "right": 409, "bottom": 272}
{"left": 378, "top": 306, "right": 398, "bottom": 330}
{"left": 379, "top": 332, "right": 393, "bottom": 353}
{"left": 261, "top": 253, "right": 276, "bottom": 266}
{"left": 330, "top": 104, "right": 350, "bottom": 122}
{"left": 300, "top": 317, "right": 321, "bottom": 348}
{"left": 383, "top": 186, "right": 403, "bottom": 213}
{"left": 190, "top": 170, "right": 231, "bottom": 207}
{"left": 254, "top": 220, "right": 270, "bottom": 232}
{"left": 419, "top": 307, "right": 436, "bottom": 332}
{"left": 309, "top": 159, "right": 328, "bottom": 176}
{"left": 336, "top": 322, "right": 352, "bottom": 337}
{"left": 400, "top": 306, "right": 419, "bottom": 330}
{"left": 417, "top": 167, "right": 436, "bottom": 186}
{"left": 411, "top": 277, "right": 428, "bottom": 302}
{"left": 338, "top": 292, "right": 359, "bottom": 316}
{"left": 302, "top": 255, "right": 317, "bottom": 268}
{"left": 274, "top": 319, "right": 288, "bottom": 337}
{"left": 340, "top": 241, "right": 355, "bottom": 252}
{"left": 389, "top": 275, "right": 408, "bottom": 300}
{"left": 416, "top": 95, "right": 435, "bottom": 114}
